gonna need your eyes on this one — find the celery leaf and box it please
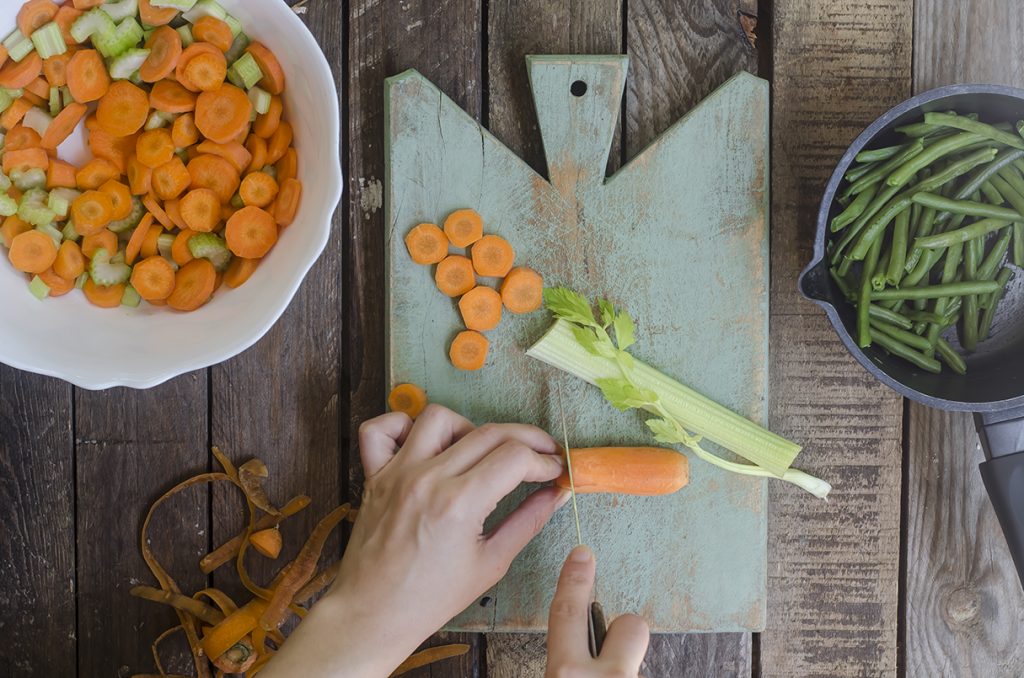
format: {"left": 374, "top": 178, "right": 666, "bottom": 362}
{"left": 544, "top": 287, "right": 597, "bottom": 327}
{"left": 597, "top": 378, "right": 658, "bottom": 411}
{"left": 613, "top": 309, "right": 636, "bottom": 350}
{"left": 598, "top": 298, "right": 616, "bottom": 328}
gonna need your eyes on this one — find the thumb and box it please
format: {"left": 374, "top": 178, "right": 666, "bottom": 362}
{"left": 484, "top": 486, "right": 570, "bottom": 567}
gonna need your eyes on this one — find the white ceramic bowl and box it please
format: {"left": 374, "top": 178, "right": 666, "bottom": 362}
{"left": 0, "top": 0, "right": 342, "bottom": 389}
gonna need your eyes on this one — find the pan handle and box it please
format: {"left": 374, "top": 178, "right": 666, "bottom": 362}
{"left": 976, "top": 408, "right": 1024, "bottom": 589}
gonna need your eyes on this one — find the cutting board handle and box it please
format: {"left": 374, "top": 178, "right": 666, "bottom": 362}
{"left": 527, "top": 55, "right": 628, "bottom": 194}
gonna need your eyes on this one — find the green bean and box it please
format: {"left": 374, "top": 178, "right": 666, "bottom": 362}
{"left": 868, "top": 304, "right": 914, "bottom": 329}
{"left": 961, "top": 237, "right": 982, "bottom": 351}
{"left": 978, "top": 228, "right": 1012, "bottom": 284}
{"left": 868, "top": 327, "right": 942, "bottom": 373}
{"left": 936, "top": 338, "right": 967, "bottom": 375}
{"left": 924, "top": 112, "right": 1024, "bottom": 150}
{"left": 935, "top": 149, "right": 1024, "bottom": 220}
{"left": 910, "top": 192, "right": 1023, "bottom": 221}
{"left": 895, "top": 114, "right": 975, "bottom": 138}
{"left": 913, "top": 218, "right": 1011, "bottom": 249}
{"left": 904, "top": 310, "right": 946, "bottom": 324}
{"left": 872, "top": 247, "right": 892, "bottom": 291}
{"left": 904, "top": 205, "right": 937, "bottom": 272}
{"left": 979, "top": 268, "right": 1014, "bottom": 341}
{"left": 997, "top": 165, "right": 1024, "bottom": 198}
{"left": 831, "top": 183, "right": 902, "bottom": 265}
{"left": 870, "top": 318, "right": 934, "bottom": 352}
{"left": 903, "top": 248, "right": 944, "bottom": 287}
{"left": 831, "top": 183, "right": 878, "bottom": 232}
{"left": 981, "top": 180, "right": 1005, "bottom": 204}
{"left": 912, "top": 321, "right": 928, "bottom": 335}
{"left": 841, "top": 140, "right": 925, "bottom": 201}
{"left": 845, "top": 161, "right": 879, "bottom": 184}
{"left": 1015, "top": 223, "right": 1024, "bottom": 267}
{"left": 886, "top": 209, "right": 910, "bottom": 286}
{"left": 882, "top": 299, "right": 905, "bottom": 312}
{"left": 872, "top": 281, "right": 999, "bottom": 301}
{"left": 925, "top": 242, "right": 964, "bottom": 354}
{"left": 858, "top": 235, "right": 884, "bottom": 348}
{"left": 829, "top": 267, "right": 854, "bottom": 301}
{"left": 886, "top": 132, "right": 983, "bottom": 188}
{"left": 856, "top": 144, "right": 909, "bottom": 163}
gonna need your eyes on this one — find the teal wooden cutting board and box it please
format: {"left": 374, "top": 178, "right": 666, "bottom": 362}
{"left": 385, "top": 55, "right": 769, "bottom": 633}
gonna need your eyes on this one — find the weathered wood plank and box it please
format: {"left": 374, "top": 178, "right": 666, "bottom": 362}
{"left": 348, "top": 1, "right": 484, "bottom": 675}
{"left": 763, "top": 1, "right": 911, "bottom": 675}
{"left": 906, "top": 2, "right": 1024, "bottom": 675}
{"left": 0, "top": 370, "right": 75, "bottom": 675}
{"left": 75, "top": 376, "right": 208, "bottom": 675}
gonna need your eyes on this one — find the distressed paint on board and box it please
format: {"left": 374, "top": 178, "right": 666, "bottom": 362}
{"left": 386, "top": 56, "right": 770, "bottom": 633}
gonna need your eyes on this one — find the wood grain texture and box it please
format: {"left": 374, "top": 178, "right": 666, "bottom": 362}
{"left": 0, "top": 369, "right": 75, "bottom": 675}
{"left": 75, "top": 376, "right": 208, "bottom": 676}
{"left": 764, "top": 2, "right": 911, "bottom": 674}
{"left": 348, "top": 2, "right": 484, "bottom": 675}
{"left": 906, "top": 2, "right": 1024, "bottom": 675}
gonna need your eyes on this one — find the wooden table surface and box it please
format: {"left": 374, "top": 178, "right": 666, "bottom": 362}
{"left": 2, "top": 0, "right": 1024, "bottom": 676}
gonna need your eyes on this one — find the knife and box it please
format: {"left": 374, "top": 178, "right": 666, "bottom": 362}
{"left": 555, "top": 380, "right": 607, "bottom": 658}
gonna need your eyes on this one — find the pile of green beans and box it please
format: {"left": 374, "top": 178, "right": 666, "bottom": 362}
{"left": 828, "top": 111, "right": 1021, "bottom": 375}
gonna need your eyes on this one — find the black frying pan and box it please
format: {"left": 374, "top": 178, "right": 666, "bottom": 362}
{"left": 799, "top": 84, "right": 1024, "bottom": 587}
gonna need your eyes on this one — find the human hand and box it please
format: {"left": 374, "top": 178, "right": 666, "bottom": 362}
{"left": 546, "top": 546, "right": 650, "bottom": 678}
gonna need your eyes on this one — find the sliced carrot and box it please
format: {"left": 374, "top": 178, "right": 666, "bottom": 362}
{"left": 96, "top": 81, "right": 149, "bottom": 137}
{"left": 253, "top": 96, "right": 282, "bottom": 139}
{"left": 164, "top": 198, "right": 187, "bottom": 230}
{"left": 82, "top": 278, "right": 124, "bottom": 308}
{"left": 81, "top": 228, "right": 116, "bottom": 259}
{"left": 500, "top": 267, "right": 544, "bottom": 314}
{"left": 443, "top": 209, "right": 484, "bottom": 248}
{"left": 0, "top": 46, "right": 6, "bottom": 70}
{"left": 140, "top": 223, "right": 163, "bottom": 259}
{"left": 449, "top": 330, "right": 489, "bottom": 371}
{"left": 458, "top": 286, "right": 503, "bottom": 331}
{"left": 404, "top": 223, "right": 448, "bottom": 265}
{"left": 47, "top": 159, "right": 78, "bottom": 189}
{"left": 71, "top": 190, "right": 113, "bottom": 236}
{"left": 140, "top": 26, "right": 182, "bottom": 83}
{"left": 192, "top": 16, "right": 233, "bottom": 53}
{"left": 1, "top": 99, "right": 33, "bottom": 130}
{"left": 266, "top": 122, "right": 292, "bottom": 165}
{"left": 245, "top": 135, "right": 267, "bottom": 173}
{"left": 225, "top": 206, "right": 277, "bottom": 258}
{"left": 171, "top": 228, "right": 196, "bottom": 266}
{"left": 175, "top": 42, "right": 221, "bottom": 91}
{"left": 231, "top": 125, "right": 250, "bottom": 146}
{"left": 471, "top": 234, "right": 515, "bottom": 277}
{"left": 388, "top": 383, "right": 429, "bottom": 419}
{"left": 38, "top": 268, "right": 74, "bottom": 297}
{"left": 17, "top": 0, "right": 59, "bottom": 37}
{"left": 136, "top": 128, "right": 176, "bottom": 168}
{"left": 150, "top": 79, "right": 196, "bottom": 113}
{"left": 87, "top": 127, "right": 135, "bottom": 173}
{"left": 275, "top": 148, "right": 297, "bottom": 184}
{"left": 131, "top": 255, "right": 176, "bottom": 301}
{"left": 183, "top": 51, "right": 226, "bottom": 92}
{"left": 8, "top": 230, "right": 58, "bottom": 274}
{"left": 187, "top": 154, "right": 239, "bottom": 203}
{"left": 245, "top": 42, "right": 285, "bottom": 95}
{"left": 24, "top": 76, "right": 50, "bottom": 100}
{"left": 53, "top": 240, "right": 85, "bottom": 280}
{"left": 66, "top": 49, "right": 109, "bottom": 103}
{"left": 223, "top": 256, "right": 258, "bottom": 289}
{"left": 171, "top": 112, "right": 199, "bottom": 148}
{"left": 99, "top": 179, "right": 133, "bottom": 220}
{"left": 142, "top": 193, "right": 173, "bottom": 229}
{"left": 220, "top": 203, "right": 237, "bottom": 222}
{"left": 151, "top": 156, "right": 191, "bottom": 200}
{"left": 0, "top": 51, "right": 42, "bottom": 89}
{"left": 71, "top": 0, "right": 104, "bottom": 9}
{"left": 195, "top": 84, "right": 252, "bottom": 144}
{"left": 1, "top": 215, "right": 32, "bottom": 249}
{"left": 138, "top": 0, "right": 177, "bottom": 26}
{"left": 42, "top": 51, "right": 72, "bottom": 87}
{"left": 239, "top": 172, "right": 278, "bottom": 208}
{"left": 167, "top": 258, "right": 216, "bottom": 311}
{"left": 53, "top": 6, "right": 82, "bottom": 46}
{"left": 434, "top": 255, "right": 476, "bottom": 297}
{"left": 40, "top": 101, "right": 87, "bottom": 150}
{"left": 180, "top": 188, "right": 221, "bottom": 233}
{"left": 196, "top": 140, "right": 251, "bottom": 174}
{"left": 272, "top": 178, "right": 301, "bottom": 227}
{"left": 127, "top": 156, "right": 153, "bottom": 195}
{"left": 3, "top": 147, "right": 49, "bottom": 174}
{"left": 125, "top": 213, "right": 156, "bottom": 265}
{"left": 248, "top": 527, "right": 282, "bottom": 559}
{"left": 5, "top": 125, "right": 42, "bottom": 152}
{"left": 20, "top": 89, "right": 46, "bottom": 107}
{"left": 75, "top": 158, "right": 119, "bottom": 190}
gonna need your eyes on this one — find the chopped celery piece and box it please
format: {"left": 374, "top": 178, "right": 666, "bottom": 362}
{"left": 224, "top": 14, "right": 243, "bottom": 38}
{"left": 187, "top": 232, "right": 231, "bottom": 271}
{"left": 0, "top": 89, "right": 13, "bottom": 114}
{"left": 261, "top": 165, "right": 277, "bottom": 180}
{"left": 36, "top": 223, "right": 64, "bottom": 247}
{"left": 108, "top": 48, "right": 150, "bottom": 79}
{"left": 183, "top": 0, "right": 227, "bottom": 23}
{"left": 71, "top": 8, "right": 117, "bottom": 45}
{"left": 62, "top": 220, "right": 82, "bottom": 243}
{"left": 60, "top": 86, "right": 73, "bottom": 108}
{"left": 249, "top": 107, "right": 257, "bottom": 123}
{"left": 121, "top": 284, "right": 141, "bottom": 307}
{"left": 0, "top": 194, "right": 17, "bottom": 217}
{"left": 11, "top": 168, "right": 47, "bottom": 191}
{"left": 247, "top": 86, "right": 271, "bottom": 115}
{"left": 48, "top": 188, "right": 80, "bottom": 217}
{"left": 176, "top": 25, "right": 194, "bottom": 47}
{"left": 74, "top": 272, "right": 88, "bottom": 289}
{"left": 28, "top": 276, "right": 50, "bottom": 300}
{"left": 3, "top": 29, "right": 26, "bottom": 52}
{"left": 100, "top": 0, "right": 139, "bottom": 22}
{"left": 48, "top": 86, "right": 61, "bottom": 117}
{"left": 30, "top": 22, "right": 67, "bottom": 59}
{"left": 22, "top": 107, "right": 52, "bottom": 137}
{"left": 0, "top": 171, "right": 11, "bottom": 191}
{"left": 175, "top": 148, "right": 189, "bottom": 162}
{"left": 3, "top": 88, "right": 24, "bottom": 99}
{"left": 19, "top": 189, "right": 57, "bottom": 227}
{"left": 229, "top": 52, "right": 262, "bottom": 90}
{"left": 0, "top": 131, "right": 4, "bottom": 150}
{"left": 128, "top": 71, "right": 143, "bottom": 86}
{"left": 229, "top": 193, "right": 244, "bottom": 209}
{"left": 145, "top": 110, "right": 175, "bottom": 130}
{"left": 93, "top": 17, "right": 144, "bottom": 59}
{"left": 89, "top": 248, "right": 132, "bottom": 286}
{"left": 152, "top": 0, "right": 198, "bottom": 9}
{"left": 223, "top": 32, "right": 249, "bottom": 63}
{"left": 108, "top": 197, "right": 145, "bottom": 233}
{"left": 156, "top": 233, "right": 175, "bottom": 259}
{"left": 3, "top": 29, "right": 34, "bottom": 62}
{"left": 110, "top": 251, "right": 125, "bottom": 265}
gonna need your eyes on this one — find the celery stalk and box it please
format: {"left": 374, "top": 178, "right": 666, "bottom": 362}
{"left": 30, "top": 22, "right": 67, "bottom": 59}
{"left": 29, "top": 276, "right": 50, "bottom": 300}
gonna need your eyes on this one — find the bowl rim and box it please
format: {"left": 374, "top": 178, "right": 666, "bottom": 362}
{"left": 800, "top": 82, "right": 1024, "bottom": 413}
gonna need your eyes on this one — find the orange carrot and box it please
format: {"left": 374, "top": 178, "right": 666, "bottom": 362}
{"left": 245, "top": 134, "right": 267, "bottom": 173}
{"left": 164, "top": 198, "right": 187, "bottom": 230}
{"left": 38, "top": 268, "right": 74, "bottom": 297}
{"left": 192, "top": 16, "right": 233, "bottom": 53}
{"left": 443, "top": 209, "right": 484, "bottom": 247}
{"left": 225, "top": 206, "right": 277, "bottom": 258}
{"left": 87, "top": 127, "right": 135, "bottom": 173}
{"left": 5, "top": 125, "right": 41, "bottom": 152}
{"left": 253, "top": 95, "right": 282, "bottom": 139}
{"left": 66, "top": 49, "right": 109, "bottom": 103}
{"left": 167, "top": 257, "right": 216, "bottom": 311}
{"left": 0, "top": 99, "right": 33, "bottom": 130}
{"left": 2, "top": 147, "right": 49, "bottom": 174}
{"left": 1, "top": 215, "right": 32, "bottom": 249}
{"left": 151, "top": 156, "right": 191, "bottom": 200}
{"left": 42, "top": 51, "right": 73, "bottom": 86}
{"left": 81, "top": 228, "right": 116, "bottom": 259}
{"left": 175, "top": 41, "right": 221, "bottom": 91}
{"left": 171, "top": 112, "right": 199, "bottom": 148}
{"left": 458, "top": 286, "right": 503, "bottom": 331}
{"left": 72, "top": 0, "right": 104, "bottom": 8}
{"left": 388, "top": 383, "right": 428, "bottom": 419}
{"left": 0, "top": 52, "right": 42, "bottom": 89}
{"left": 70, "top": 190, "right": 113, "bottom": 236}
{"left": 53, "top": 5, "right": 82, "bottom": 46}
{"left": 75, "top": 158, "right": 118, "bottom": 190}
{"left": 138, "top": 0, "right": 177, "bottom": 25}
{"left": 139, "top": 26, "right": 182, "bottom": 83}
{"left": 194, "top": 84, "right": 252, "bottom": 144}
{"left": 40, "top": 101, "right": 87, "bottom": 150}
{"left": 265, "top": 121, "right": 292, "bottom": 165}
{"left": 82, "top": 278, "right": 124, "bottom": 308}
{"left": 96, "top": 81, "right": 149, "bottom": 137}
{"left": 150, "top": 79, "right": 196, "bottom": 113}
{"left": 0, "top": 46, "right": 6, "bottom": 69}
{"left": 8, "top": 230, "right": 58, "bottom": 273}
{"left": 223, "top": 256, "right": 258, "bottom": 289}
{"left": 143, "top": 193, "right": 173, "bottom": 229}
{"left": 140, "top": 223, "right": 163, "bottom": 259}
{"left": 500, "top": 267, "right": 543, "bottom": 314}
{"left": 434, "top": 255, "right": 476, "bottom": 298}
{"left": 20, "top": 89, "right": 46, "bottom": 107}
{"left": 201, "top": 600, "right": 267, "bottom": 664}
{"left": 239, "top": 172, "right": 278, "bottom": 208}
{"left": 17, "top": 0, "right": 59, "bottom": 38}
{"left": 47, "top": 159, "right": 78, "bottom": 189}
{"left": 124, "top": 213, "right": 155, "bottom": 265}
{"left": 127, "top": 156, "right": 153, "bottom": 195}
{"left": 24, "top": 76, "right": 49, "bottom": 100}
{"left": 53, "top": 240, "right": 85, "bottom": 280}
{"left": 220, "top": 203, "right": 236, "bottom": 223}
{"left": 248, "top": 528, "right": 282, "bottom": 559}
{"left": 187, "top": 154, "right": 239, "bottom": 203}
{"left": 449, "top": 330, "right": 489, "bottom": 371}
{"left": 554, "top": 447, "right": 689, "bottom": 496}
{"left": 195, "top": 140, "right": 251, "bottom": 174}
{"left": 471, "top": 234, "right": 515, "bottom": 277}
{"left": 136, "top": 128, "right": 176, "bottom": 168}
{"left": 245, "top": 42, "right": 285, "bottom": 95}
{"left": 183, "top": 50, "right": 226, "bottom": 92}
{"left": 99, "top": 179, "right": 132, "bottom": 220}
{"left": 131, "top": 255, "right": 176, "bottom": 301}
{"left": 404, "top": 223, "right": 448, "bottom": 265}
{"left": 180, "top": 188, "right": 221, "bottom": 233}
{"left": 275, "top": 148, "right": 297, "bottom": 184}
{"left": 171, "top": 228, "right": 196, "bottom": 266}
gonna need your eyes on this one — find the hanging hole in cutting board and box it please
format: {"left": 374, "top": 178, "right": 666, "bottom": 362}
{"left": 571, "top": 80, "right": 588, "bottom": 97}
